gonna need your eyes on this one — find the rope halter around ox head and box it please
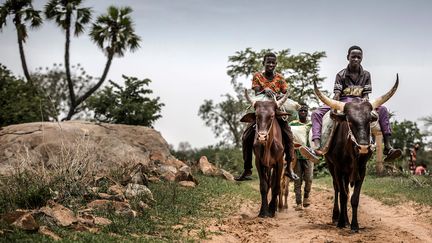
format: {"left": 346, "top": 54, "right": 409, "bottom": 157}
{"left": 345, "top": 117, "right": 375, "bottom": 154}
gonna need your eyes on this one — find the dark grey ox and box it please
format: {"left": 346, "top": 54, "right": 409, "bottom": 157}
{"left": 313, "top": 75, "right": 399, "bottom": 232}
{"left": 241, "top": 90, "right": 291, "bottom": 217}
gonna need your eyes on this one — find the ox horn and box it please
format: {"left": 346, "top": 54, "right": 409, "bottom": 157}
{"left": 313, "top": 81, "right": 345, "bottom": 112}
{"left": 244, "top": 89, "right": 255, "bottom": 107}
{"left": 276, "top": 92, "right": 290, "bottom": 108}
{"left": 370, "top": 74, "right": 399, "bottom": 109}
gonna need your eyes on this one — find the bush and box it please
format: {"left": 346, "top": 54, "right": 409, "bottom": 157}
{"left": 0, "top": 63, "right": 52, "bottom": 126}
{"left": 86, "top": 75, "right": 164, "bottom": 127}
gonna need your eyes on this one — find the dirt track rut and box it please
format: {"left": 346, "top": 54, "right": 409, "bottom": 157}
{"left": 204, "top": 185, "right": 432, "bottom": 243}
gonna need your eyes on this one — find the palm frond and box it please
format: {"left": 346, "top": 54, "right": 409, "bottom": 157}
{"left": 23, "top": 8, "right": 42, "bottom": 28}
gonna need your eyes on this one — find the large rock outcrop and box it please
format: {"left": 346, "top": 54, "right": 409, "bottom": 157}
{"left": 0, "top": 121, "right": 185, "bottom": 175}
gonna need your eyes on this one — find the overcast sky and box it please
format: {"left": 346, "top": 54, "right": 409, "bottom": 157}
{"left": 1, "top": 0, "right": 431, "bottom": 148}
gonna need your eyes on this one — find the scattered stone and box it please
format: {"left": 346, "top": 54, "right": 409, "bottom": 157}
{"left": 77, "top": 214, "right": 95, "bottom": 226}
{"left": 1, "top": 210, "right": 27, "bottom": 224}
{"left": 158, "top": 165, "right": 178, "bottom": 175}
{"left": 86, "top": 199, "right": 136, "bottom": 218}
{"left": 148, "top": 176, "right": 160, "bottom": 183}
{"left": 107, "top": 184, "right": 125, "bottom": 196}
{"left": 165, "top": 157, "right": 187, "bottom": 168}
{"left": 98, "top": 192, "right": 113, "bottom": 199}
{"left": 198, "top": 156, "right": 218, "bottom": 175}
{"left": 39, "top": 201, "right": 77, "bottom": 227}
{"left": 88, "top": 187, "right": 100, "bottom": 194}
{"left": 72, "top": 222, "right": 99, "bottom": 233}
{"left": 11, "top": 212, "right": 39, "bottom": 231}
{"left": 131, "top": 170, "right": 149, "bottom": 186}
{"left": 178, "top": 181, "right": 196, "bottom": 188}
{"left": 172, "top": 224, "right": 183, "bottom": 230}
{"left": 175, "top": 165, "right": 197, "bottom": 184}
{"left": 125, "top": 183, "right": 154, "bottom": 202}
{"left": 94, "top": 216, "right": 112, "bottom": 226}
{"left": 38, "top": 226, "right": 61, "bottom": 241}
{"left": 219, "top": 169, "right": 235, "bottom": 181}
{"left": 138, "top": 201, "right": 150, "bottom": 211}
{"left": 160, "top": 171, "right": 176, "bottom": 182}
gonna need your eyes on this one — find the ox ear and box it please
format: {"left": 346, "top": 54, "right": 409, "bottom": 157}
{"left": 276, "top": 111, "right": 291, "bottom": 117}
{"left": 370, "top": 110, "right": 378, "bottom": 122}
{"left": 240, "top": 113, "right": 256, "bottom": 123}
{"left": 330, "top": 110, "right": 346, "bottom": 122}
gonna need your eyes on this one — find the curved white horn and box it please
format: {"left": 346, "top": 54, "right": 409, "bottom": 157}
{"left": 244, "top": 89, "right": 255, "bottom": 107}
{"left": 313, "top": 81, "right": 345, "bottom": 112}
{"left": 276, "top": 92, "right": 290, "bottom": 108}
{"left": 370, "top": 74, "right": 399, "bottom": 109}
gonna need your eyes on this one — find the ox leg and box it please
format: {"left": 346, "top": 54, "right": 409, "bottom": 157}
{"left": 350, "top": 179, "right": 363, "bottom": 232}
{"left": 257, "top": 165, "right": 271, "bottom": 218}
{"left": 328, "top": 163, "right": 339, "bottom": 224}
{"left": 332, "top": 178, "right": 339, "bottom": 224}
{"left": 337, "top": 174, "right": 349, "bottom": 228}
{"left": 284, "top": 177, "right": 289, "bottom": 209}
{"left": 269, "top": 163, "right": 282, "bottom": 217}
{"left": 351, "top": 166, "right": 366, "bottom": 232}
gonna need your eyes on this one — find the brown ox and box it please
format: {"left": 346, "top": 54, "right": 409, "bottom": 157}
{"left": 313, "top": 75, "right": 399, "bottom": 232}
{"left": 241, "top": 90, "right": 290, "bottom": 217}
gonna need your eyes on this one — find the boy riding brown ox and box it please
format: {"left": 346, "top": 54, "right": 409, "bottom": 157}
{"left": 241, "top": 90, "right": 290, "bottom": 217}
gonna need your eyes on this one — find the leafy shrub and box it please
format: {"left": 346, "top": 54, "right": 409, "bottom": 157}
{"left": 86, "top": 75, "right": 164, "bottom": 127}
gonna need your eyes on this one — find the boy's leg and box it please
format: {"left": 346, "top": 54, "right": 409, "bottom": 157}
{"left": 311, "top": 105, "right": 331, "bottom": 154}
{"left": 278, "top": 119, "right": 299, "bottom": 180}
{"left": 303, "top": 160, "right": 314, "bottom": 207}
{"left": 235, "top": 123, "right": 255, "bottom": 181}
{"left": 376, "top": 106, "right": 402, "bottom": 162}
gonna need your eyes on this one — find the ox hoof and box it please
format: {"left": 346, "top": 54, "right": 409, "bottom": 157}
{"left": 351, "top": 223, "right": 359, "bottom": 233}
{"left": 350, "top": 228, "right": 360, "bottom": 233}
{"left": 258, "top": 211, "right": 271, "bottom": 218}
{"left": 337, "top": 221, "right": 349, "bottom": 228}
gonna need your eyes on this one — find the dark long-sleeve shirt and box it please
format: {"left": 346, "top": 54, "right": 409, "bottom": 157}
{"left": 333, "top": 65, "right": 371, "bottom": 97}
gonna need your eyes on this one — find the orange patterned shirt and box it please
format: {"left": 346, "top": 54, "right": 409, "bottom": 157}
{"left": 251, "top": 72, "right": 287, "bottom": 93}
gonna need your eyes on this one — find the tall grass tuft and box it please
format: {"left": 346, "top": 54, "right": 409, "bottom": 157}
{"left": 0, "top": 135, "right": 102, "bottom": 213}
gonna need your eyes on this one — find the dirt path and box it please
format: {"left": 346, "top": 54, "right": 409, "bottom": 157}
{"left": 204, "top": 184, "right": 432, "bottom": 243}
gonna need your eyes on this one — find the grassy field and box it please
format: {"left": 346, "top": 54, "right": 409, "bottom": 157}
{"left": 0, "top": 175, "right": 258, "bottom": 242}
{"left": 315, "top": 174, "right": 432, "bottom": 206}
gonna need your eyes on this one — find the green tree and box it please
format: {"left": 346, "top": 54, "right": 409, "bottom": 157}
{"left": 0, "top": 0, "right": 43, "bottom": 85}
{"left": 422, "top": 115, "right": 432, "bottom": 135}
{"left": 199, "top": 48, "right": 326, "bottom": 147}
{"left": 0, "top": 64, "right": 51, "bottom": 126}
{"left": 65, "top": 6, "right": 141, "bottom": 120}
{"left": 44, "top": 0, "right": 92, "bottom": 118}
{"left": 199, "top": 94, "right": 246, "bottom": 148}
{"left": 391, "top": 120, "right": 424, "bottom": 151}
{"left": 32, "top": 63, "right": 95, "bottom": 120}
{"left": 86, "top": 75, "right": 164, "bottom": 127}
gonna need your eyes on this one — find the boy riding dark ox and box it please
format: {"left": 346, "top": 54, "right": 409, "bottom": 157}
{"left": 313, "top": 76, "right": 398, "bottom": 232}
{"left": 241, "top": 90, "right": 291, "bottom": 218}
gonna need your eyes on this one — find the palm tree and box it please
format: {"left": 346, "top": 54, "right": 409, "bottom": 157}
{"left": 65, "top": 6, "right": 141, "bottom": 120}
{"left": 0, "top": 0, "right": 42, "bottom": 85}
{"left": 44, "top": 0, "right": 92, "bottom": 114}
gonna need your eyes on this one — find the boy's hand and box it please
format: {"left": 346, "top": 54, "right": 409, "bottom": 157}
{"left": 263, "top": 88, "right": 275, "bottom": 97}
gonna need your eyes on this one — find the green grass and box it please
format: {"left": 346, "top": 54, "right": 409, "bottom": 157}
{"left": 0, "top": 174, "right": 259, "bottom": 242}
{"left": 315, "top": 174, "right": 432, "bottom": 206}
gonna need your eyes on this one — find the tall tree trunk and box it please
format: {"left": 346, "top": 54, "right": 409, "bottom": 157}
{"left": 15, "top": 22, "right": 33, "bottom": 86}
{"left": 65, "top": 53, "right": 114, "bottom": 120}
{"left": 64, "top": 12, "right": 76, "bottom": 110}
